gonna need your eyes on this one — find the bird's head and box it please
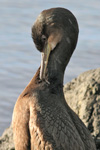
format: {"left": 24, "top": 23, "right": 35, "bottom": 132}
{"left": 32, "top": 7, "right": 79, "bottom": 80}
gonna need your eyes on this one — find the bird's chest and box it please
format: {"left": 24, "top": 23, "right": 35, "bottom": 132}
{"left": 29, "top": 97, "right": 84, "bottom": 150}
{"left": 29, "top": 99, "right": 62, "bottom": 150}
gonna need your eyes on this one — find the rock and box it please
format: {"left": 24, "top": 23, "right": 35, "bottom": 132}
{"left": 64, "top": 68, "right": 100, "bottom": 149}
{"left": 0, "top": 68, "right": 100, "bottom": 150}
{"left": 0, "top": 125, "right": 14, "bottom": 150}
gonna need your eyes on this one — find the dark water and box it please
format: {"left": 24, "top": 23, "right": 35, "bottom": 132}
{"left": 0, "top": 0, "right": 100, "bottom": 136}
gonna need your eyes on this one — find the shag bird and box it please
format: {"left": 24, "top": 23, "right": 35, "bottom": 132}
{"left": 12, "top": 7, "right": 96, "bottom": 150}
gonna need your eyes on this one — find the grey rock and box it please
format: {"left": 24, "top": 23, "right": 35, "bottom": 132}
{"left": 0, "top": 68, "right": 100, "bottom": 150}
{"left": 0, "top": 125, "right": 14, "bottom": 150}
{"left": 64, "top": 68, "right": 100, "bottom": 149}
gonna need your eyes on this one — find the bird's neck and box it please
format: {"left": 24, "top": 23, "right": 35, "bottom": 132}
{"left": 47, "top": 67, "right": 64, "bottom": 85}
{"left": 44, "top": 56, "right": 65, "bottom": 90}
{"left": 44, "top": 67, "right": 64, "bottom": 94}
{"left": 33, "top": 67, "right": 64, "bottom": 94}
{"left": 44, "top": 43, "right": 70, "bottom": 87}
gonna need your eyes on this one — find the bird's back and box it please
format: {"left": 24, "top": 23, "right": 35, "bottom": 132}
{"left": 28, "top": 79, "right": 96, "bottom": 150}
{"left": 12, "top": 69, "right": 96, "bottom": 150}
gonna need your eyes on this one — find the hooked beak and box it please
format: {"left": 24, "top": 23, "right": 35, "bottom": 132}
{"left": 40, "top": 42, "right": 52, "bottom": 80}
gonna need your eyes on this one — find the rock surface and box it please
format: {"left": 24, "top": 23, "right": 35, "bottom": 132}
{"left": 0, "top": 68, "right": 100, "bottom": 150}
{"left": 64, "top": 68, "right": 100, "bottom": 149}
{"left": 0, "top": 125, "right": 14, "bottom": 150}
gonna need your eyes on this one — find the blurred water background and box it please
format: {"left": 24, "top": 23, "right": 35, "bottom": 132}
{"left": 0, "top": 0, "right": 100, "bottom": 136}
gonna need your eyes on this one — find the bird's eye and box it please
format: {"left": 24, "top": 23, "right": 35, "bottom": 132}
{"left": 41, "top": 35, "right": 47, "bottom": 43}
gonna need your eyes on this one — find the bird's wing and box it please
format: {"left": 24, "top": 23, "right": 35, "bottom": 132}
{"left": 68, "top": 107, "right": 96, "bottom": 150}
{"left": 12, "top": 96, "right": 30, "bottom": 150}
{"left": 44, "top": 106, "right": 85, "bottom": 150}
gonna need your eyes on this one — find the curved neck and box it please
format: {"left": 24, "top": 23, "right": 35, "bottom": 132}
{"left": 45, "top": 40, "right": 72, "bottom": 86}
{"left": 47, "top": 66, "right": 64, "bottom": 87}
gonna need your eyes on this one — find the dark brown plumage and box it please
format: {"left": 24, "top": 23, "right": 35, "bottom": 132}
{"left": 12, "top": 7, "right": 96, "bottom": 150}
